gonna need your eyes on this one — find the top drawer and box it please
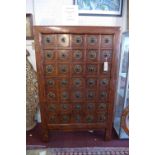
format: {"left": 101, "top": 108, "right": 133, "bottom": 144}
{"left": 101, "top": 35, "right": 113, "bottom": 49}
{"left": 42, "top": 34, "right": 113, "bottom": 49}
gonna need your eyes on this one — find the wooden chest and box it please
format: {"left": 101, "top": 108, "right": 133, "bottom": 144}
{"left": 34, "top": 26, "right": 120, "bottom": 141}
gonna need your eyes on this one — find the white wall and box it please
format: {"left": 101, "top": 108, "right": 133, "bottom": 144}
{"left": 27, "top": 0, "right": 127, "bottom": 28}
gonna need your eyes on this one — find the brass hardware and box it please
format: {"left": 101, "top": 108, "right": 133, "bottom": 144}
{"left": 87, "top": 103, "right": 94, "bottom": 110}
{"left": 46, "top": 65, "right": 54, "bottom": 73}
{"left": 48, "top": 92, "right": 56, "bottom": 99}
{"left": 98, "top": 115, "right": 106, "bottom": 122}
{"left": 73, "top": 78, "right": 81, "bottom": 87}
{"left": 87, "top": 79, "right": 95, "bottom": 86}
{"left": 88, "top": 50, "right": 97, "bottom": 60}
{"left": 61, "top": 79, "right": 68, "bottom": 86}
{"left": 100, "top": 79, "right": 109, "bottom": 85}
{"left": 61, "top": 92, "right": 68, "bottom": 99}
{"left": 100, "top": 92, "right": 107, "bottom": 98}
{"left": 87, "top": 91, "right": 95, "bottom": 99}
{"left": 74, "top": 65, "right": 82, "bottom": 73}
{"left": 62, "top": 104, "right": 68, "bottom": 110}
{"left": 86, "top": 115, "right": 93, "bottom": 123}
{"left": 99, "top": 103, "right": 106, "bottom": 110}
{"left": 75, "top": 104, "right": 81, "bottom": 110}
{"left": 46, "top": 51, "right": 54, "bottom": 59}
{"left": 87, "top": 65, "right": 96, "bottom": 72}
{"left": 75, "top": 36, "right": 82, "bottom": 44}
{"left": 50, "top": 116, "right": 56, "bottom": 123}
{"left": 49, "top": 104, "right": 56, "bottom": 111}
{"left": 73, "top": 50, "right": 82, "bottom": 59}
{"left": 88, "top": 36, "right": 97, "bottom": 45}
{"left": 47, "top": 79, "right": 55, "bottom": 87}
{"left": 46, "top": 37, "right": 51, "bottom": 43}
{"left": 59, "top": 65, "right": 68, "bottom": 73}
{"left": 62, "top": 115, "right": 69, "bottom": 123}
{"left": 74, "top": 91, "right": 81, "bottom": 99}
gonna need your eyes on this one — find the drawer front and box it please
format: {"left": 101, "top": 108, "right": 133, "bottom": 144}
{"left": 71, "top": 77, "right": 85, "bottom": 88}
{"left": 42, "top": 34, "right": 57, "bottom": 49}
{"left": 71, "top": 64, "right": 85, "bottom": 76}
{"left": 45, "top": 64, "right": 57, "bottom": 76}
{"left": 86, "top": 64, "right": 98, "bottom": 75}
{"left": 57, "top": 34, "right": 70, "bottom": 47}
{"left": 86, "top": 50, "right": 99, "bottom": 62}
{"left": 46, "top": 90, "right": 58, "bottom": 102}
{"left": 72, "top": 50, "right": 84, "bottom": 62}
{"left": 86, "top": 35, "right": 99, "bottom": 49}
{"left": 100, "top": 50, "right": 113, "bottom": 62}
{"left": 58, "top": 64, "right": 70, "bottom": 75}
{"left": 44, "top": 50, "right": 57, "bottom": 62}
{"left": 71, "top": 35, "right": 85, "bottom": 48}
{"left": 57, "top": 50, "right": 71, "bottom": 62}
{"left": 101, "top": 35, "right": 113, "bottom": 48}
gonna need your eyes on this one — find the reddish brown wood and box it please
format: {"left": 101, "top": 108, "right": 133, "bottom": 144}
{"left": 34, "top": 26, "right": 120, "bottom": 142}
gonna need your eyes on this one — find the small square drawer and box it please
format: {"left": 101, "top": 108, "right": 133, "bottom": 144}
{"left": 60, "top": 90, "right": 70, "bottom": 101}
{"left": 71, "top": 77, "right": 85, "bottom": 88}
{"left": 72, "top": 103, "right": 84, "bottom": 113}
{"left": 84, "top": 114, "right": 96, "bottom": 123}
{"left": 57, "top": 50, "right": 71, "bottom": 61}
{"left": 42, "top": 34, "right": 57, "bottom": 49}
{"left": 46, "top": 91, "right": 58, "bottom": 102}
{"left": 86, "top": 77, "right": 97, "bottom": 89}
{"left": 71, "top": 35, "right": 85, "bottom": 48}
{"left": 60, "top": 103, "right": 72, "bottom": 113}
{"left": 96, "top": 103, "right": 107, "bottom": 112}
{"left": 57, "top": 34, "right": 70, "bottom": 47}
{"left": 60, "top": 114, "right": 71, "bottom": 124}
{"left": 44, "top": 50, "right": 57, "bottom": 61}
{"left": 86, "top": 35, "right": 99, "bottom": 49}
{"left": 71, "top": 64, "right": 84, "bottom": 76}
{"left": 48, "top": 114, "right": 59, "bottom": 124}
{"left": 98, "top": 90, "right": 108, "bottom": 101}
{"left": 47, "top": 103, "right": 59, "bottom": 114}
{"left": 97, "top": 112, "right": 107, "bottom": 123}
{"left": 99, "top": 77, "right": 110, "bottom": 89}
{"left": 86, "top": 50, "right": 99, "bottom": 62}
{"left": 58, "top": 64, "right": 70, "bottom": 75}
{"left": 72, "top": 114, "right": 83, "bottom": 123}
{"left": 58, "top": 78, "right": 70, "bottom": 88}
{"left": 86, "top": 90, "right": 97, "bottom": 101}
{"left": 44, "top": 64, "right": 57, "bottom": 76}
{"left": 100, "top": 50, "right": 112, "bottom": 62}
{"left": 46, "top": 78, "right": 58, "bottom": 89}
{"left": 85, "top": 102, "right": 96, "bottom": 112}
{"left": 101, "top": 35, "right": 113, "bottom": 48}
{"left": 72, "top": 50, "right": 84, "bottom": 62}
{"left": 71, "top": 90, "right": 84, "bottom": 101}
{"left": 86, "top": 64, "right": 98, "bottom": 75}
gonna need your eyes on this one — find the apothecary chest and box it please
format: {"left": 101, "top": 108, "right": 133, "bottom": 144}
{"left": 34, "top": 26, "right": 120, "bottom": 141}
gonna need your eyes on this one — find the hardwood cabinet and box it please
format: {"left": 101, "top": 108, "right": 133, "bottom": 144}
{"left": 34, "top": 26, "right": 120, "bottom": 141}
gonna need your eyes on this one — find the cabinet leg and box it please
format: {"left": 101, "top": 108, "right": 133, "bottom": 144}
{"left": 42, "top": 129, "right": 49, "bottom": 142}
{"left": 105, "top": 129, "right": 112, "bottom": 141}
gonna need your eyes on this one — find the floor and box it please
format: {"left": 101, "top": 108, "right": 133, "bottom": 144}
{"left": 26, "top": 124, "right": 129, "bottom": 149}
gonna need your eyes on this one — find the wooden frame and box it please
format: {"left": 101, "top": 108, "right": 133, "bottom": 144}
{"left": 26, "top": 14, "right": 34, "bottom": 40}
{"left": 73, "top": 0, "right": 123, "bottom": 16}
{"left": 34, "top": 26, "right": 120, "bottom": 142}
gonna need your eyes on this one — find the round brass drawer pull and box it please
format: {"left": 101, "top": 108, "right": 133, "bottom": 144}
{"left": 48, "top": 92, "right": 56, "bottom": 99}
{"left": 46, "top": 65, "right": 54, "bottom": 73}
